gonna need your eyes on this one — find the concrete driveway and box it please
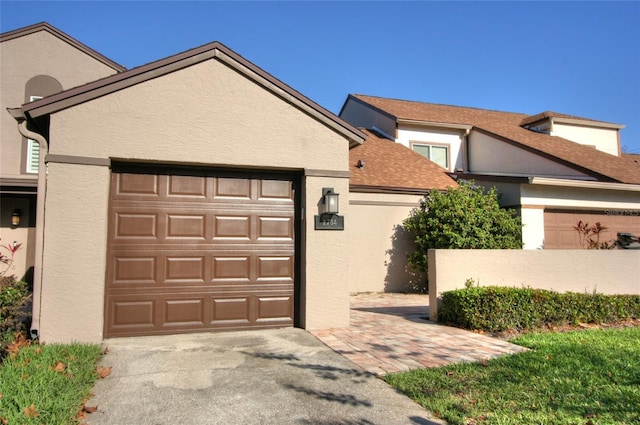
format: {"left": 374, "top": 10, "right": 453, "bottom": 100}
{"left": 86, "top": 328, "right": 444, "bottom": 425}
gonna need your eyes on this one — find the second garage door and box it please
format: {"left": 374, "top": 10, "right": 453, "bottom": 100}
{"left": 544, "top": 209, "right": 640, "bottom": 249}
{"left": 104, "top": 166, "right": 297, "bottom": 337}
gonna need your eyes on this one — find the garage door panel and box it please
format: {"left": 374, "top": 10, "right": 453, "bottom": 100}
{"left": 115, "top": 213, "right": 158, "bottom": 239}
{"left": 109, "top": 299, "right": 156, "bottom": 328}
{"left": 258, "top": 216, "right": 294, "bottom": 240}
{"left": 211, "top": 297, "right": 251, "bottom": 324}
{"left": 163, "top": 299, "right": 205, "bottom": 326}
{"left": 166, "top": 214, "right": 207, "bottom": 239}
{"left": 212, "top": 256, "right": 251, "bottom": 281}
{"left": 257, "top": 296, "right": 293, "bottom": 322}
{"left": 165, "top": 257, "right": 206, "bottom": 283}
{"left": 106, "top": 169, "right": 296, "bottom": 337}
{"left": 259, "top": 179, "right": 294, "bottom": 200}
{"left": 167, "top": 174, "right": 207, "bottom": 198}
{"left": 115, "top": 173, "right": 160, "bottom": 197}
{"left": 214, "top": 215, "right": 251, "bottom": 239}
{"left": 112, "top": 257, "right": 157, "bottom": 284}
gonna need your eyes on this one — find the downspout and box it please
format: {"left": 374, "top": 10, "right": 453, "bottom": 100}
{"left": 462, "top": 128, "right": 471, "bottom": 172}
{"left": 8, "top": 109, "right": 48, "bottom": 339}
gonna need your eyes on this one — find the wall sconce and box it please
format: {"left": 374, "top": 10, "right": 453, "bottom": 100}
{"left": 11, "top": 209, "right": 21, "bottom": 228}
{"left": 322, "top": 188, "right": 339, "bottom": 216}
{"left": 315, "top": 188, "right": 344, "bottom": 230}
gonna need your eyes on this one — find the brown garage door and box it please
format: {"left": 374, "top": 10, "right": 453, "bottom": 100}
{"left": 544, "top": 209, "right": 640, "bottom": 249}
{"left": 105, "top": 166, "right": 297, "bottom": 337}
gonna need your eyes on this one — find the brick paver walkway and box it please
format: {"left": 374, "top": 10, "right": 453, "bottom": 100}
{"left": 311, "top": 293, "right": 528, "bottom": 376}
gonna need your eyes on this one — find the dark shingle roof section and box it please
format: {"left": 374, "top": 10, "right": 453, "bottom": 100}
{"left": 1, "top": 22, "right": 126, "bottom": 72}
{"left": 350, "top": 129, "right": 457, "bottom": 192}
{"left": 352, "top": 95, "right": 640, "bottom": 185}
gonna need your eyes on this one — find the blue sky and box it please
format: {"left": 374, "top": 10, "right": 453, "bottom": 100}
{"left": 2, "top": 1, "right": 639, "bottom": 154}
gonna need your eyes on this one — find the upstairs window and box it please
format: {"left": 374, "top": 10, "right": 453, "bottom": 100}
{"left": 26, "top": 96, "right": 42, "bottom": 174}
{"left": 411, "top": 143, "right": 449, "bottom": 170}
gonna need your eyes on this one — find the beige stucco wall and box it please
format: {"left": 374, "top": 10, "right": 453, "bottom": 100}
{"left": 428, "top": 249, "right": 640, "bottom": 320}
{"left": 348, "top": 192, "right": 425, "bottom": 293}
{"left": 468, "top": 132, "right": 590, "bottom": 178}
{"left": 1, "top": 30, "right": 120, "bottom": 180}
{"left": 38, "top": 163, "right": 110, "bottom": 343}
{"left": 39, "top": 56, "right": 353, "bottom": 342}
{"left": 552, "top": 122, "right": 620, "bottom": 156}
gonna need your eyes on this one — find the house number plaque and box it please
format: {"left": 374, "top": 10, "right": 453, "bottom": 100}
{"left": 314, "top": 214, "right": 344, "bottom": 230}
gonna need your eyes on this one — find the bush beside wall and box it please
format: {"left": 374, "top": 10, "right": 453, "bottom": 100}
{"left": 0, "top": 276, "right": 31, "bottom": 352}
{"left": 438, "top": 286, "right": 640, "bottom": 332}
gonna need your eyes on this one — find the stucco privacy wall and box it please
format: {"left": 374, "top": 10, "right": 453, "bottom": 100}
{"left": 428, "top": 249, "right": 640, "bottom": 320}
{"left": 39, "top": 56, "right": 353, "bottom": 342}
{"left": 348, "top": 192, "right": 424, "bottom": 293}
{"left": 1, "top": 30, "right": 119, "bottom": 179}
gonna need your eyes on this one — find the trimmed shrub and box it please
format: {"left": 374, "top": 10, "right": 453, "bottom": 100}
{"left": 0, "top": 275, "right": 31, "bottom": 352}
{"left": 403, "top": 182, "right": 522, "bottom": 274}
{"left": 438, "top": 286, "right": 640, "bottom": 332}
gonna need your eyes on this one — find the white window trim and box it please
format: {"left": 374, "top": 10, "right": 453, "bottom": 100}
{"left": 410, "top": 141, "right": 450, "bottom": 170}
{"left": 26, "top": 96, "right": 43, "bottom": 174}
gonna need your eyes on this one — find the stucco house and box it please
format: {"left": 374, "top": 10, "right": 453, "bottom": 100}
{"left": 0, "top": 22, "right": 125, "bottom": 282}
{"left": 340, "top": 94, "right": 640, "bottom": 250}
{"left": 8, "top": 32, "right": 371, "bottom": 343}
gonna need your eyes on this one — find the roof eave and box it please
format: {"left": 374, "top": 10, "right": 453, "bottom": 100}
{"left": 22, "top": 42, "right": 365, "bottom": 145}
{"left": 0, "top": 22, "right": 126, "bottom": 72}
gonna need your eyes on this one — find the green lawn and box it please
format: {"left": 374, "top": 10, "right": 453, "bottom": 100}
{"left": 383, "top": 326, "right": 640, "bottom": 425}
{"left": 0, "top": 342, "right": 103, "bottom": 424}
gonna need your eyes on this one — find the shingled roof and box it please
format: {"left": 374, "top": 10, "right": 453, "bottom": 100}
{"left": 350, "top": 129, "right": 457, "bottom": 192}
{"left": 350, "top": 95, "right": 640, "bottom": 185}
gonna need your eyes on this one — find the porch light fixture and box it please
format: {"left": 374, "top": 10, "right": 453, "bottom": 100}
{"left": 11, "top": 209, "right": 21, "bottom": 228}
{"left": 322, "top": 188, "right": 339, "bottom": 216}
{"left": 315, "top": 188, "right": 344, "bottom": 230}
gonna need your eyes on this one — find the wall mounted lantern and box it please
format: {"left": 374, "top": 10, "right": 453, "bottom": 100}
{"left": 315, "top": 187, "right": 344, "bottom": 230}
{"left": 11, "top": 209, "right": 21, "bottom": 228}
{"left": 322, "top": 187, "right": 339, "bottom": 216}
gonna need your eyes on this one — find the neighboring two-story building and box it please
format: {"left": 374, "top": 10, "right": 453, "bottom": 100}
{"left": 1, "top": 23, "right": 125, "bottom": 281}
{"left": 340, "top": 94, "right": 640, "bottom": 250}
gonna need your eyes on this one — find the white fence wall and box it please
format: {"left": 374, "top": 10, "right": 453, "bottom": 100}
{"left": 427, "top": 249, "right": 640, "bottom": 320}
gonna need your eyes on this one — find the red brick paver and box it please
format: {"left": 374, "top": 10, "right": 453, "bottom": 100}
{"left": 311, "top": 293, "right": 528, "bottom": 376}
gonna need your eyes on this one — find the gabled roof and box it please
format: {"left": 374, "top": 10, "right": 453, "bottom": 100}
{"left": 350, "top": 129, "right": 457, "bottom": 193}
{"left": 21, "top": 41, "right": 365, "bottom": 147}
{"left": 0, "top": 22, "right": 126, "bottom": 73}
{"left": 348, "top": 94, "right": 640, "bottom": 184}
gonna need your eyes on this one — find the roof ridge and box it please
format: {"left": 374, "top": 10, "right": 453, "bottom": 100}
{"left": 353, "top": 94, "right": 528, "bottom": 117}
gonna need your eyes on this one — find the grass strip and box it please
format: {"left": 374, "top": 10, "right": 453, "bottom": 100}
{"left": 383, "top": 326, "right": 640, "bottom": 425}
{"left": 0, "top": 342, "right": 102, "bottom": 424}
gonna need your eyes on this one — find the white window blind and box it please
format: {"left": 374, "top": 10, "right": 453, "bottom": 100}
{"left": 26, "top": 96, "right": 43, "bottom": 174}
{"left": 412, "top": 143, "right": 449, "bottom": 169}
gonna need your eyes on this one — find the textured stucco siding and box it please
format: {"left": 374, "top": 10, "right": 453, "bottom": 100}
{"left": 1, "top": 30, "right": 119, "bottom": 179}
{"left": 348, "top": 192, "right": 425, "bottom": 293}
{"left": 39, "top": 163, "right": 110, "bottom": 343}
{"left": 552, "top": 122, "right": 620, "bottom": 156}
{"left": 39, "top": 56, "right": 352, "bottom": 342}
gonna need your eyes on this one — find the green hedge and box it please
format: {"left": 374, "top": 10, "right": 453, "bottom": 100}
{"left": 438, "top": 286, "right": 640, "bottom": 332}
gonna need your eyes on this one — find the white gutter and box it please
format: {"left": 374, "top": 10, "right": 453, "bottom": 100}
{"left": 7, "top": 108, "right": 48, "bottom": 339}
{"left": 528, "top": 176, "right": 640, "bottom": 192}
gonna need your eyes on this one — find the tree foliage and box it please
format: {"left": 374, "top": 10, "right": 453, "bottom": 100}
{"left": 404, "top": 181, "right": 522, "bottom": 273}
